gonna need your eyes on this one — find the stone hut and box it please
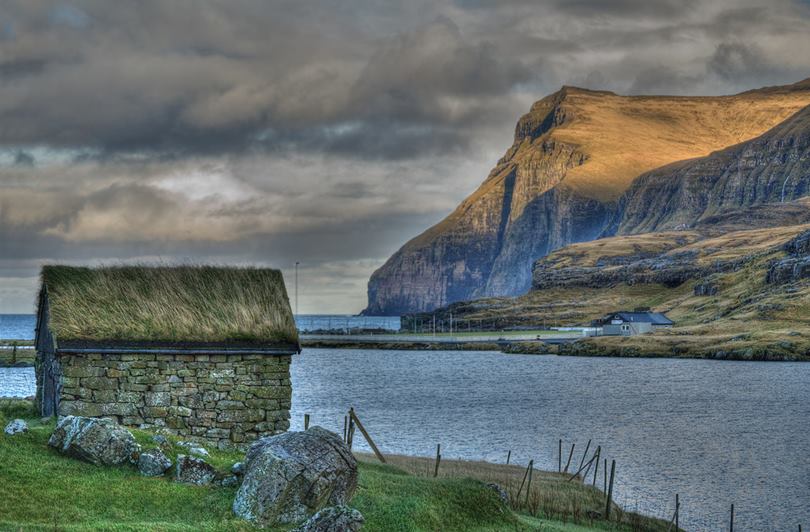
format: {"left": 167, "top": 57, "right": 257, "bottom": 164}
{"left": 35, "top": 265, "right": 300, "bottom": 448}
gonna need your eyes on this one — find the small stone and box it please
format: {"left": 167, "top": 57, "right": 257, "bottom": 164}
{"left": 4, "top": 419, "right": 28, "bottom": 435}
{"left": 220, "top": 475, "right": 239, "bottom": 487}
{"left": 177, "top": 440, "right": 210, "bottom": 457}
{"left": 190, "top": 447, "right": 209, "bottom": 458}
{"left": 138, "top": 449, "right": 173, "bottom": 477}
{"left": 292, "top": 505, "right": 364, "bottom": 532}
{"left": 485, "top": 483, "right": 509, "bottom": 504}
{"left": 152, "top": 434, "right": 169, "bottom": 446}
{"left": 175, "top": 455, "right": 217, "bottom": 485}
{"left": 231, "top": 462, "right": 245, "bottom": 475}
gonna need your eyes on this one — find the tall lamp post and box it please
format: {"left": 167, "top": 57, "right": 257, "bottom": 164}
{"left": 294, "top": 261, "right": 300, "bottom": 317}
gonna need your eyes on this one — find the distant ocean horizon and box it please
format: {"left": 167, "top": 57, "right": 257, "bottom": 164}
{"left": 0, "top": 313, "right": 400, "bottom": 340}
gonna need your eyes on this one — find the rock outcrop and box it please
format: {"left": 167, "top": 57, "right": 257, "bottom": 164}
{"left": 766, "top": 229, "right": 810, "bottom": 284}
{"left": 293, "top": 506, "right": 364, "bottom": 532}
{"left": 366, "top": 79, "right": 810, "bottom": 314}
{"left": 175, "top": 455, "right": 218, "bottom": 485}
{"left": 233, "top": 426, "right": 358, "bottom": 528}
{"left": 48, "top": 416, "right": 141, "bottom": 466}
{"left": 4, "top": 419, "right": 28, "bottom": 435}
{"left": 138, "top": 449, "right": 173, "bottom": 477}
{"left": 613, "top": 103, "right": 810, "bottom": 235}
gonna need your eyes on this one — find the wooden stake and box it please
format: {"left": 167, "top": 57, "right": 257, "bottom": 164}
{"left": 564, "top": 443, "right": 575, "bottom": 473}
{"left": 592, "top": 447, "right": 601, "bottom": 486}
{"left": 347, "top": 417, "right": 354, "bottom": 449}
{"left": 603, "top": 458, "right": 607, "bottom": 491}
{"left": 434, "top": 444, "right": 441, "bottom": 477}
{"left": 525, "top": 461, "right": 534, "bottom": 506}
{"left": 343, "top": 415, "right": 348, "bottom": 442}
{"left": 516, "top": 460, "right": 532, "bottom": 500}
{"left": 567, "top": 452, "right": 598, "bottom": 481}
{"left": 730, "top": 504, "right": 734, "bottom": 532}
{"left": 578, "top": 439, "right": 591, "bottom": 472}
{"left": 558, "top": 439, "right": 562, "bottom": 472}
{"left": 676, "top": 494, "right": 679, "bottom": 531}
{"left": 506, "top": 450, "right": 511, "bottom": 465}
{"left": 349, "top": 408, "right": 386, "bottom": 463}
{"left": 604, "top": 460, "right": 616, "bottom": 519}
{"left": 304, "top": 413, "right": 310, "bottom": 430}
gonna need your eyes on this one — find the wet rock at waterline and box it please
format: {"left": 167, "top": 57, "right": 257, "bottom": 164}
{"left": 4, "top": 419, "right": 28, "bottom": 435}
{"left": 292, "top": 505, "right": 364, "bottom": 532}
{"left": 138, "top": 448, "right": 173, "bottom": 477}
{"left": 233, "top": 426, "right": 358, "bottom": 527}
{"left": 48, "top": 416, "right": 140, "bottom": 466}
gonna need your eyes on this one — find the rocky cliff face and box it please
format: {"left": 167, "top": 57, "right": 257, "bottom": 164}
{"left": 613, "top": 103, "right": 810, "bottom": 235}
{"left": 365, "top": 80, "right": 810, "bottom": 314}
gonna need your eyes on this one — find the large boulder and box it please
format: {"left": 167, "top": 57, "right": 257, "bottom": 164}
{"left": 48, "top": 416, "right": 140, "bottom": 466}
{"left": 292, "top": 505, "right": 364, "bottom": 532}
{"left": 233, "top": 426, "right": 358, "bottom": 527}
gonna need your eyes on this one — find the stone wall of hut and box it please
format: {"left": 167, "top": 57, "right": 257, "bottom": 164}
{"left": 54, "top": 352, "right": 291, "bottom": 448}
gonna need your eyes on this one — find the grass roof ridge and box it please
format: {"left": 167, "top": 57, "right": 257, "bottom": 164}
{"left": 40, "top": 264, "right": 299, "bottom": 346}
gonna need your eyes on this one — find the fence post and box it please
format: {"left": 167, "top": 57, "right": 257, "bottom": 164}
{"left": 516, "top": 460, "right": 533, "bottom": 501}
{"left": 676, "top": 493, "right": 680, "bottom": 531}
{"left": 343, "top": 415, "right": 348, "bottom": 442}
{"left": 525, "top": 461, "right": 534, "bottom": 506}
{"left": 304, "top": 413, "right": 310, "bottom": 430}
{"left": 578, "top": 439, "right": 591, "bottom": 472}
{"left": 730, "top": 504, "right": 734, "bottom": 532}
{"left": 564, "top": 443, "right": 575, "bottom": 473}
{"left": 434, "top": 444, "right": 441, "bottom": 477}
{"left": 506, "top": 450, "right": 511, "bottom": 465}
{"left": 604, "top": 460, "right": 616, "bottom": 519}
{"left": 603, "top": 458, "right": 607, "bottom": 491}
{"left": 592, "top": 447, "right": 601, "bottom": 486}
{"left": 558, "top": 439, "right": 562, "bottom": 472}
{"left": 349, "top": 408, "right": 386, "bottom": 463}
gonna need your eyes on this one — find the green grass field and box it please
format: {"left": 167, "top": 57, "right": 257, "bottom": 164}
{"left": 0, "top": 400, "right": 673, "bottom": 531}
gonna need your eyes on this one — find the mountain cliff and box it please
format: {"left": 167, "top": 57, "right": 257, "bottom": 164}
{"left": 365, "top": 79, "right": 810, "bottom": 314}
{"left": 611, "top": 102, "right": 810, "bottom": 234}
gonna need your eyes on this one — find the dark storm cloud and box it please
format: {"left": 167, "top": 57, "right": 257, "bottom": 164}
{"left": 0, "top": 1, "right": 533, "bottom": 160}
{"left": 2, "top": 0, "right": 810, "bottom": 312}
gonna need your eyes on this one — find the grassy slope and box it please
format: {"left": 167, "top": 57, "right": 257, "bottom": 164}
{"left": 0, "top": 401, "right": 671, "bottom": 531}
{"left": 436, "top": 224, "right": 810, "bottom": 359}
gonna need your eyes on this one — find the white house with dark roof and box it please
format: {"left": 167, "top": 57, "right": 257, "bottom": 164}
{"left": 597, "top": 310, "right": 674, "bottom": 336}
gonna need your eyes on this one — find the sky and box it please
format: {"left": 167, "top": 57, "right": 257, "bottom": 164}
{"left": 2, "top": 0, "right": 810, "bottom": 315}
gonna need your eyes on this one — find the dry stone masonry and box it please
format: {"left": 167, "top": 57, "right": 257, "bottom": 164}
{"left": 56, "top": 352, "right": 292, "bottom": 448}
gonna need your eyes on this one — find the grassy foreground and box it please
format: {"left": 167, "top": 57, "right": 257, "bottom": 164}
{"left": 0, "top": 400, "right": 672, "bottom": 531}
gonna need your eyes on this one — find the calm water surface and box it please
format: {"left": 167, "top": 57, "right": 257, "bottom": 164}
{"left": 2, "top": 314, "right": 808, "bottom": 531}
{"left": 288, "top": 349, "right": 810, "bottom": 532}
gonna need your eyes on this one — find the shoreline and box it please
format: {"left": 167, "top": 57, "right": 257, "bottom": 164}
{"left": 3, "top": 337, "right": 807, "bottom": 367}
{"left": 301, "top": 337, "right": 810, "bottom": 361}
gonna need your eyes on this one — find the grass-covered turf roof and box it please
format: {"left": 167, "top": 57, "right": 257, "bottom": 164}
{"left": 40, "top": 265, "right": 299, "bottom": 346}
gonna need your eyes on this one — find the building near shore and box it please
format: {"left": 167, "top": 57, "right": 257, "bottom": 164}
{"left": 596, "top": 310, "right": 674, "bottom": 336}
{"left": 34, "top": 265, "right": 300, "bottom": 448}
